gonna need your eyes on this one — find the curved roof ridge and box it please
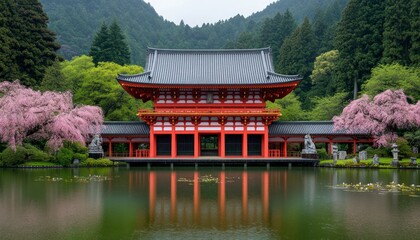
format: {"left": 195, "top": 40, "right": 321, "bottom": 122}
{"left": 267, "top": 71, "right": 301, "bottom": 79}
{"left": 147, "top": 47, "right": 272, "bottom": 53}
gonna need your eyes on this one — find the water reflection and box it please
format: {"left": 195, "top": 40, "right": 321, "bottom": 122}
{"left": 139, "top": 170, "right": 275, "bottom": 229}
{"left": 0, "top": 168, "right": 419, "bottom": 239}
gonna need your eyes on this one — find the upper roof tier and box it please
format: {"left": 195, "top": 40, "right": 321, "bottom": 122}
{"left": 117, "top": 48, "right": 302, "bottom": 86}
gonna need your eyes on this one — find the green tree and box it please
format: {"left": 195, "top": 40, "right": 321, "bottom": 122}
{"left": 108, "top": 21, "right": 131, "bottom": 65}
{"left": 260, "top": 10, "right": 296, "bottom": 63}
{"left": 277, "top": 18, "right": 317, "bottom": 108}
{"left": 308, "top": 92, "right": 348, "bottom": 120}
{"left": 65, "top": 56, "right": 150, "bottom": 120}
{"left": 90, "top": 21, "right": 131, "bottom": 65}
{"left": 382, "top": 0, "right": 412, "bottom": 65}
{"left": 335, "top": 0, "right": 385, "bottom": 97}
{"left": 61, "top": 55, "right": 96, "bottom": 93}
{"left": 39, "top": 61, "right": 70, "bottom": 92}
{"left": 309, "top": 50, "right": 340, "bottom": 98}
{"left": 361, "top": 64, "right": 420, "bottom": 102}
{"left": 0, "top": 0, "right": 60, "bottom": 87}
{"left": 266, "top": 92, "right": 307, "bottom": 121}
{"left": 409, "top": 0, "right": 420, "bottom": 65}
{"left": 89, "top": 23, "right": 112, "bottom": 65}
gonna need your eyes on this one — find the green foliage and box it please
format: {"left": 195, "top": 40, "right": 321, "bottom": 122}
{"left": 266, "top": 92, "right": 307, "bottom": 121}
{"left": 39, "top": 60, "right": 70, "bottom": 92}
{"left": 308, "top": 92, "right": 348, "bottom": 120}
{"left": 59, "top": 55, "right": 148, "bottom": 120}
{"left": 56, "top": 147, "right": 73, "bottom": 166}
{"left": 335, "top": 0, "right": 386, "bottom": 95}
{"left": 404, "top": 130, "right": 420, "bottom": 149}
{"left": 80, "top": 158, "right": 115, "bottom": 167}
{"left": 0, "top": 0, "right": 60, "bottom": 87}
{"left": 365, "top": 147, "right": 391, "bottom": 158}
{"left": 409, "top": 0, "right": 420, "bottom": 65}
{"left": 277, "top": 18, "right": 318, "bottom": 108}
{"left": 24, "top": 144, "right": 50, "bottom": 162}
{"left": 73, "top": 153, "right": 88, "bottom": 162}
{"left": 259, "top": 10, "right": 297, "bottom": 63}
{"left": 317, "top": 148, "right": 329, "bottom": 160}
{"left": 382, "top": 0, "right": 413, "bottom": 65}
{"left": 89, "top": 21, "right": 131, "bottom": 65}
{"left": 362, "top": 64, "right": 420, "bottom": 102}
{"left": 396, "top": 138, "right": 414, "bottom": 159}
{"left": 64, "top": 141, "right": 88, "bottom": 155}
{"left": 0, "top": 146, "right": 27, "bottom": 167}
{"left": 309, "top": 50, "right": 339, "bottom": 97}
{"left": 39, "top": 0, "right": 347, "bottom": 65}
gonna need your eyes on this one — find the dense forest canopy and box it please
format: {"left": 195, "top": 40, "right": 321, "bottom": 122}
{"left": 39, "top": 0, "right": 347, "bottom": 65}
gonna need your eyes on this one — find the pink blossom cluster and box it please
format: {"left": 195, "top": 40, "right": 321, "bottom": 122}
{"left": 333, "top": 90, "right": 420, "bottom": 147}
{"left": 0, "top": 81, "right": 103, "bottom": 151}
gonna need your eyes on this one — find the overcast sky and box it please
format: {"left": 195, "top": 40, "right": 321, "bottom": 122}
{"left": 146, "top": 0, "right": 275, "bottom": 27}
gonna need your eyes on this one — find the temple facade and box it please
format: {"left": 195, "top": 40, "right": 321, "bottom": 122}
{"left": 101, "top": 48, "right": 372, "bottom": 159}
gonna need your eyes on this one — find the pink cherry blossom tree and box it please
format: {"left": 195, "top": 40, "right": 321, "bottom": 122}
{"left": 333, "top": 90, "right": 420, "bottom": 147}
{"left": 0, "top": 81, "right": 103, "bottom": 151}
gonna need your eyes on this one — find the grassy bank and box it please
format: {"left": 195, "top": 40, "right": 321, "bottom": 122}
{"left": 320, "top": 158, "right": 418, "bottom": 168}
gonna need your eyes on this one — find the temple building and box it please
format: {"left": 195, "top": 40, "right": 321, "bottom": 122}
{"left": 100, "top": 48, "right": 372, "bottom": 161}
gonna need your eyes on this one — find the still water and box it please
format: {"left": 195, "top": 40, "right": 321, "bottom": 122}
{"left": 0, "top": 167, "right": 419, "bottom": 240}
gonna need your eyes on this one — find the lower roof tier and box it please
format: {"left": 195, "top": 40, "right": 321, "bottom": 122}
{"left": 101, "top": 121, "right": 369, "bottom": 136}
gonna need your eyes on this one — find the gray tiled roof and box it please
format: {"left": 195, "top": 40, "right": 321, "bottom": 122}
{"left": 100, "top": 121, "right": 367, "bottom": 136}
{"left": 101, "top": 121, "right": 149, "bottom": 135}
{"left": 118, "top": 48, "right": 301, "bottom": 85}
{"left": 269, "top": 121, "right": 367, "bottom": 135}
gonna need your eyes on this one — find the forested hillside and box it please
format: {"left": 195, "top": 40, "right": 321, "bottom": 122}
{"left": 40, "top": 0, "right": 346, "bottom": 65}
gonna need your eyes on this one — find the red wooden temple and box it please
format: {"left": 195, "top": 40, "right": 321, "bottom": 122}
{"left": 101, "top": 48, "right": 372, "bottom": 161}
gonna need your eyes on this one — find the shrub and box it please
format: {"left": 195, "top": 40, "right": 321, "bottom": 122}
{"left": 317, "top": 148, "right": 329, "bottom": 160}
{"left": 24, "top": 144, "right": 50, "bottom": 162}
{"left": 366, "top": 146, "right": 390, "bottom": 158}
{"left": 396, "top": 138, "right": 413, "bottom": 159}
{"left": 73, "top": 153, "right": 88, "bottom": 162}
{"left": 56, "top": 147, "right": 74, "bottom": 166}
{"left": 66, "top": 141, "right": 88, "bottom": 154}
{"left": 0, "top": 147, "right": 27, "bottom": 167}
{"left": 80, "top": 158, "right": 115, "bottom": 167}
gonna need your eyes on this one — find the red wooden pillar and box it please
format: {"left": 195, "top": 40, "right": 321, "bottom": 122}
{"left": 129, "top": 138, "right": 133, "bottom": 157}
{"left": 263, "top": 129, "right": 269, "bottom": 158}
{"left": 171, "top": 133, "right": 177, "bottom": 158}
{"left": 283, "top": 137, "right": 288, "bottom": 157}
{"left": 220, "top": 127, "right": 225, "bottom": 158}
{"left": 108, "top": 138, "right": 113, "bottom": 157}
{"left": 328, "top": 138, "right": 333, "bottom": 155}
{"left": 353, "top": 139, "right": 357, "bottom": 155}
{"left": 242, "top": 132, "right": 248, "bottom": 158}
{"left": 194, "top": 131, "right": 199, "bottom": 158}
{"left": 150, "top": 131, "right": 155, "bottom": 158}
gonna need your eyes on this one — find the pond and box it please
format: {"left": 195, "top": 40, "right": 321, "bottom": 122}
{"left": 0, "top": 167, "right": 419, "bottom": 239}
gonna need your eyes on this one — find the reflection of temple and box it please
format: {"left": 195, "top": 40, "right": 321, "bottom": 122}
{"left": 100, "top": 48, "right": 372, "bottom": 161}
{"left": 127, "top": 170, "right": 277, "bottom": 226}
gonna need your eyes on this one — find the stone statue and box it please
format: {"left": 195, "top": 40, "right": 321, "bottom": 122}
{"left": 332, "top": 144, "right": 338, "bottom": 164}
{"left": 373, "top": 154, "right": 380, "bottom": 165}
{"left": 302, "top": 134, "right": 317, "bottom": 154}
{"left": 89, "top": 134, "right": 102, "bottom": 149}
{"left": 391, "top": 143, "right": 399, "bottom": 166}
{"left": 88, "top": 134, "right": 104, "bottom": 158}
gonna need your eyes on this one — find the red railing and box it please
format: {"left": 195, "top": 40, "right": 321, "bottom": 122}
{"left": 138, "top": 108, "right": 280, "bottom": 116}
{"left": 136, "top": 149, "right": 150, "bottom": 158}
{"left": 269, "top": 149, "right": 281, "bottom": 157}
